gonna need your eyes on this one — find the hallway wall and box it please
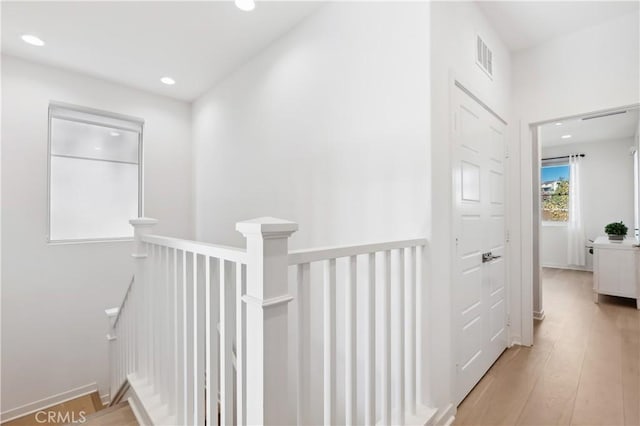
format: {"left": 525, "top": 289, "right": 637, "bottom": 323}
{"left": 512, "top": 10, "right": 640, "bottom": 345}
{"left": 0, "top": 56, "right": 193, "bottom": 419}
{"left": 430, "top": 0, "right": 512, "bottom": 411}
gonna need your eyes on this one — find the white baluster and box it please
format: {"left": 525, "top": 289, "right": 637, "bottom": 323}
{"left": 323, "top": 258, "right": 336, "bottom": 426}
{"left": 235, "top": 262, "right": 246, "bottom": 426}
{"left": 381, "top": 250, "right": 391, "bottom": 426}
{"left": 149, "top": 245, "right": 155, "bottom": 386}
{"left": 236, "top": 217, "right": 298, "bottom": 426}
{"left": 345, "top": 255, "right": 357, "bottom": 426}
{"left": 120, "top": 316, "right": 124, "bottom": 387}
{"left": 174, "top": 249, "right": 184, "bottom": 424}
{"left": 158, "top": 246, "right": 166, "bottom": 403}
{"left": 365, "top": 253, "right": 376, "bottom": 425}
{"left": 184, "top": 251, "right": 194, "bottom": 425}
{"left": 296, "top": 263, "right": 310, "bottom": 425}
{"left": 404, "top": 247, "right": 416, "bottom": 415}
{"left": 167, "top": 248, "right": 176, "bottom": 415}
{"left": 127, "top": 287, "right": 133, "bottom": 377}
{"left": 220, "top": 260, "right": 234, "bottom": 425}
{"left": 392, "top": 249, "right": 405, "bottom": 425}
{"left": 206, "top": 257, "right": 219, "bottom": 426}
{"left": 416, "top": 245, "right": 424, "bottom": 407}
{"left": 164, "top": 246, "right": 171, "bottom": 406}
{"left": 128, "top": 302, "right": 132, "bottom": 378}
{"left": 138, "top": 258, "right": 146, "bottom": 382}
{"left": 194, "top": 254, "right": 205, "bottom": 425}
{"left": 153, "top": 244, "right": 160, "bottom": 392}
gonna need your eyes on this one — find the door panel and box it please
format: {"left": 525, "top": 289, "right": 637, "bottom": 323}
{"left": 453, "top": 85, "right": 508, "bottom": 404}
{"left": 460, "top": 216, "right": 483, "bottom": 255}
{"left": 462, "top": 162, "right": 481, "bottom": 201}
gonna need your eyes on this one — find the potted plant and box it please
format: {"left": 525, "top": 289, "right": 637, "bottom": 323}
{"left": 604, "top": 221, "right": 628, "bottom": 241}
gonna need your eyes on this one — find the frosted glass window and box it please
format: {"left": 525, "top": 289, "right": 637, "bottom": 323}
{"left": 49, "top": 103, "right": 143, "bottom": 242}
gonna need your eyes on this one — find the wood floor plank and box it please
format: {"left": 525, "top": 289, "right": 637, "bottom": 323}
{"left": 516, "top": 342, "right": 586, "bottom": 425}
{"left": 620, "top": 328, "right": 640, "bottom": 426}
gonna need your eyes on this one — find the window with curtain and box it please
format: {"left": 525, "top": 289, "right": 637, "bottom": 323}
{"left": 541, "top": 163, "right": 570, "bottom": 222}
{"left": 48, "top": 103, "right": 143, "bottom": 242}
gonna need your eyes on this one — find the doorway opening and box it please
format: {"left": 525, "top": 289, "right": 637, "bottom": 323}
{"left": 530, "top": 104, "right": 640, "bottom": 334}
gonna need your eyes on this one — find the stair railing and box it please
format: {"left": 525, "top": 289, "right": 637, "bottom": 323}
{"left": 108, "top": 217, "right": 432, "bottom": 425}
{"left": 106, "top": 275, "right": 135, "bottom": 405}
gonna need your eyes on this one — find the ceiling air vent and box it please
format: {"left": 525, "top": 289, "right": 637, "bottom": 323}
{"left": 476, "top": 34, "right": 493, "bottom": 79}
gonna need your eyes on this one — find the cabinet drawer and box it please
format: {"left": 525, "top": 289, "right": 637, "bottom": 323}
{"left": 595, "top": 249, "right": 637, "bottom": 297}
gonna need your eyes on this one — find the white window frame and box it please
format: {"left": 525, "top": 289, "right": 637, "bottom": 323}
{"left": 47, "top": 101, "right": 144, "bottom": 243}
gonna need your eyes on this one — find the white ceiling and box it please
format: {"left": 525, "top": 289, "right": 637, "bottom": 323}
{"left": 541, "top": 108, "right": 640, "bottom": 148}
{"left": 1, "top": 1, "right": 323, "bottom": 101}
{"left": 477, "top": 1, "right": 640, "bottom": 51}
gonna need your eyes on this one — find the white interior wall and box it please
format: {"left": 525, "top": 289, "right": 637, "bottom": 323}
{"left": 430, "top": 1, "right": 512, "bottom": 411}
{"left": 193, "top": 2, "right": 429, "bottom": 249}
{"left": 0, "top": 55, "right": 193, "bottom": 419}
{"left": 193, "top": 2, "right": 430, "bottom": 421}
{"left": 512, "top": 10, "right": 640, "bottom": 345}
{"left": 637, "top": 121, "right": 640, "bottom": 235}
{"left": 540, "top": 138, "right": 635, "bottom": 270}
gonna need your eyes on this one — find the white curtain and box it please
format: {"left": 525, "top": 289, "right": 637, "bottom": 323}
{"left": 567, "top": 154, "right": 586, "bottom": 266}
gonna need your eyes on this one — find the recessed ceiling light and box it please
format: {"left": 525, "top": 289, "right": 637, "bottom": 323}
{"left": 109, "top": 131, "right": 120, "bottom": 137}
{"left": 235, "top": 0, "right": 255, "bottom": 11}
{"left": 561, "top": 134, "right": 572, "bottom": 139}
{"left": 555, "top": 122, "right": 563, "bottom": 126}
{"left": 94, "top": 146, "right": 102, "bottom": 150}
{"left": 21, "top": 34, "right": 45, "bottom": 47}
{"left": 160, "top": 76, "right": 176, "bottom": 85}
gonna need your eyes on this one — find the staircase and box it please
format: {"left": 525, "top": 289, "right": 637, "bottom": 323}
{"left": 106, "top": 216, "right": 436, "bottom": 425}
{"left": 78, "top": 402, "right": 137, "bottom": 426}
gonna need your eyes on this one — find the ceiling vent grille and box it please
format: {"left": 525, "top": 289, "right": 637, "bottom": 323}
{"left": 476, "top": 35, "right": 493, "bottom": 78}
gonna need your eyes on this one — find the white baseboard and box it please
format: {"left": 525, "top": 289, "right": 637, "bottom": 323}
{"left": 533, "top": 309, "right": 546, "bottom": 321}
{"left": 0, "top": 382, "right": 98, "bottom": 423}
{"left": 99, "top": 393, "right": 110, "bottom": 407}
{"left": 509, "top": 333, "right": 522, "bottom": 347}
{"left": 542, "top": 263, "right": 592, "bottom": 272}
{"left": 407, "top": 404, "right": 438, "bottom": 426}
{"left": 433, "top": 403, "right": 456, "bottom": 426}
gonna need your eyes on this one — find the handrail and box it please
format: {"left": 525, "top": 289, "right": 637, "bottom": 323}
{"left": 288, "top": 237, "right": 427, "bottom": 265}
{"left": 112, "top": 275, "right": 134, "bottom": 328}
{"left": 142, "top": 234, "right": 247, "bottom": 263}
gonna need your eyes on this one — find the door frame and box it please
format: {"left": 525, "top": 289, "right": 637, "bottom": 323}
{"left": 526, "top": 102, "right": 640, "bottom": 344}
{"left": 449, "top": 77, "right": 509, "bottom": 404}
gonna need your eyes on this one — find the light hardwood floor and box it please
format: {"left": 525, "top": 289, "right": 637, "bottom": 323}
{"left": 1, "top": 393, "right": 137, "bottom": 426}
{"left": 456, "top": 268, "right": 640, "bottom": 426}
{"left": 2, "top": 393, "right": 102, "bottom": 426}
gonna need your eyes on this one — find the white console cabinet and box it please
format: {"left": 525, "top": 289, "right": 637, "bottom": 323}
{"left": 593, "top": 236, "right": 640, "bottom": 309}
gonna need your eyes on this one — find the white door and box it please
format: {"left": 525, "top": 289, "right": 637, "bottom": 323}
{"left": 452, "top": 84, "right": 508, "bottom": 404}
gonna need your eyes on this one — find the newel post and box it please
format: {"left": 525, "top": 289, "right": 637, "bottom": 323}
{"left": 129, "top": 218, "right": 158, "bottom": 379}
{"left": 130, "top": 218, "right": 158, "bottom": 258}
{"left": 236, "top": 217, "right": 298, "bottom": 426}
